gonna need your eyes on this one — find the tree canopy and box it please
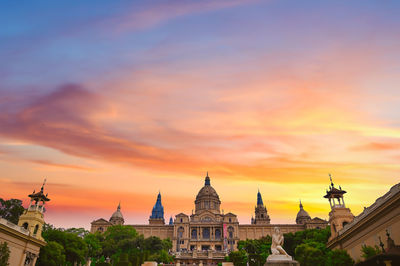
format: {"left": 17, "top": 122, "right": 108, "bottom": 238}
{"left": 37, "top": 224, "right": 173, "bottom": 266}
{"left": 0, "top": 242, "right": 10, "bottom": 266}
{"left": 0, "top": 198, "right": 25, "bottom": 224}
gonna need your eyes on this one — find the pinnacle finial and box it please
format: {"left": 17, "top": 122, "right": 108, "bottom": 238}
{"left": 205, "top": 172, "right": 210, "bottom": 186}
{"left": 41, "top": 178, "right": 47, "bottom": 191}
{"left": 329, "top": 173, "right": 334, "bottom": 187}
{"left": 118, "top": 201, "right": 121, "bottom": 210}
{"left": 299, "top": 199, "right": 303, "bottom": 208}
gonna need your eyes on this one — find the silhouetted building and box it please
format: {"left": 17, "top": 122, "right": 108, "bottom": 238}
{"left": 326, "top": 177, "right": 400, "bottom": 262}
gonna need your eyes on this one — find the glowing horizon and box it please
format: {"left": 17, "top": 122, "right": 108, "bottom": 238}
{"left": 1, "top": 0, "right": 400, "bottom": 230}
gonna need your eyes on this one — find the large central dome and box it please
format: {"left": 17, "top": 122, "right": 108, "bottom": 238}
{"left": 195, "top": 173, "right": 221, "bottom": 214}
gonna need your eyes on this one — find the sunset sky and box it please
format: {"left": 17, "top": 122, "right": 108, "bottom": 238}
{"left": 1, "top": 0, "right": 399, "bottom": 229}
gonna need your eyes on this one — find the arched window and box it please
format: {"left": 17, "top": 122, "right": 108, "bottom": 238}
{"left": 215, "top": 229, "right": 221, "bottom": 239}
{"left": 98, "top": 227, "right": 104, "bottom": 232}
{"left": 229, "top": 218, "right": 232, "bottom": 223}
{"left": 228, "top": 226, "right": 234, "bottom": 238}
{"left": 178, "top": 227, "right": 184, "bottom": 238}
{"left": 261, "top": 214, "right": 264, "bottom": 218}
{"left": 191, "top": 229, "right": 197, "bottom": 239}
{"left": 22, "top": 222, "right": 28, "bottom": 230}
{"left": 33, "top": 224, "right": 39, "bottom": 235}
{"left": 202, "top": 228, "right": 210, "bottom": 239}
{"left": 180, "top": 218, "right": 183, "bottom": 223}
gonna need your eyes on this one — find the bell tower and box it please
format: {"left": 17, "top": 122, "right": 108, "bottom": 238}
{"left": 324, "top": 174, "right": 354, "bottom": 241}
{"left": 252, "top": 190, "right": 270, "bottom": 224}
{"left": 18, "top": 179, "right": 50, "bottom": 241}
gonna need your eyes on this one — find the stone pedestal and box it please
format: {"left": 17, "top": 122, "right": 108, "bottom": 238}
{"left": 142, "top": 261, "right": 157, "bottom": 266}
{"left": 265, "top": 255, "right": 299, "bottom": 266}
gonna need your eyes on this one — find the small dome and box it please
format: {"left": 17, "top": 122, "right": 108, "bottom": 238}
{"left": 296, "top": 209, "right": 310, "bottom": 219}
{"left": 196, "top": 185, "right": 220, "bottom": 201}
{"left": 111, "top": 209, "right": 124, "bottom": 219}
{"left": 296, "top": 201, "right": 311, "bottom": 224}
{"left": 110, "top": 203, "right": 124, "bottom": 225}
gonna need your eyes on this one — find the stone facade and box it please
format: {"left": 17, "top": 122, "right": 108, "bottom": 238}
{"left": 327, "top": 181, "right": 400, "bottom": 262}
{"left": 90, "top": 173, "right": 327, "bottom": 263}
{"left": 0, "top": 181, "right": 49, "bottom": 266}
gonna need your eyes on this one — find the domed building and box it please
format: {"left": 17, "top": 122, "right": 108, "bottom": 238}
{"left": 90, "top": 172, "right": 327, "bottom": 264}
{"left": 110, "top": 203, "right": 124, "bottom": 225}
{"left": 296, "top": 200, "right": 311, "bottom": 225}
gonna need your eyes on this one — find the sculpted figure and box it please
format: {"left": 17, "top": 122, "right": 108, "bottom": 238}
{"left": 271, "top": 227, "right": 290, "bottom": 257}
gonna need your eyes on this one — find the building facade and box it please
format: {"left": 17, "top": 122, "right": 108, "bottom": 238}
{"left": 91, "top": 173, "right": 327, "bottom": 263}
{"left": 0, "top": 181, "right": 49, "bottom": 266}
{"left": 326, "top": 179, "right": 400, "bottom": 262}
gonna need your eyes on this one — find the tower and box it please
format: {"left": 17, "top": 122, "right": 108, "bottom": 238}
{"left": 252, "top": 190, "right": 270, "bottom": 224}
{"left": 110, "top": 202, "right": 124, "bottom": 225}
{"left": 194, "top": 172, "right": 221, "bottom": 215}
{"left": 149, "top": 192, "right": 165, "bottom": 225}
{"left": 18, "top": 179, "right": 50, "bottom": 241}
{"left": 296, "top": 200, "right": 311, "bottom": 224}
{"left": 324, "top": 174, "right": 354, "bottom": 241}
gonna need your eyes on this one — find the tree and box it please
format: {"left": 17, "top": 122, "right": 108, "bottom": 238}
{"left": 236, "top": 235, "right": 271, "bottom": 265}
{"left": 102, "top": 225, "right": 139, "bottom": 258}
{"left": 116, "top": 253, "right": 132, "bottom": 266}
{"left": 326, "top": 249, "right": 354, "bottom": 266}
{"left": 84, "top": 232, "right": 103, "bottom": 260}
{"left": 161, "top": 238, "right": 172, "bottom": 251}
{"left": 0, "top": 198, "right": 25, "bottom": 224}
{"left": 42, "top": 225, "right": 88, "bottom": 264}
{"left": 227, "top": 250, "right": 248, "bottom": 266}
{"left": 64, "top": 227, "right": 89, "bottom": 238}
{"left": 0, "top": 242, "right": 10, "bottom": 266}
{"left": 295, "top": 242, "right": 325, "bottom": 266}
{"left": 144, "top": 236, "right": 163, "bottom": 254}
{"left": 361, "top": 244, "right": 381, "bottom": 260}
{"left": 36, "top": 241, "right": 66, "bottom": 266}
{"left": 283, "top": 227, "right": 330, "bottom": 256}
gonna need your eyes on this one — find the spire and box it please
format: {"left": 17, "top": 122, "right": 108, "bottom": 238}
{"left": 150, "top": 191, "right": 164, "bottom": 219}
{"left": 41, "top": 178, "right": 47, "bottom": 192}
{"left": 299, "top": 199, "right": 303, "bottom": 209}
{"left": 329, "top": 173, "right": 334, "bottom": 187}
{"left": 205, "top": 172, "right": 210, "bottom": 186}
{"left": 257, "top": 190, "right": 263, "bottom": 205}
{"left": 117, "top": 201, "right": 121, "bottom": 211}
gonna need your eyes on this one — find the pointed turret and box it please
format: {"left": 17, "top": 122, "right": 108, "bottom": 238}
{"left": 257, "top": 189, "right": 263, "bottom": 205}
{"left": 252, "top": 190, "right": 270, "bottom": 224}
{"left": 169, "top": 216, "right": 173, "bottom": 225}
{"left": 149, "top": 191, "right": 165, "bottom": 224}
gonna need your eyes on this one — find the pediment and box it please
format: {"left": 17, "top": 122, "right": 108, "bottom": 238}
{"left": 91, "top": 218, "right": 111, "bottom": 225}
{"left": 310, "top": 217, "right": 327, "bottom": 223}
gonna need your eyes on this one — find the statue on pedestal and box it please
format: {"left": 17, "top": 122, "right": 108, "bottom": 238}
{"left": 271, "top": 227, "right": 290, "bottom": 257}
{"left": 266, "top": 227, "right": 299, "bottom": 265}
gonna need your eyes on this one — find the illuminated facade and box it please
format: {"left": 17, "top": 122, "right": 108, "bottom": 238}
{"left": 90, "top": 173, "right": 327, "bottom": 263}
